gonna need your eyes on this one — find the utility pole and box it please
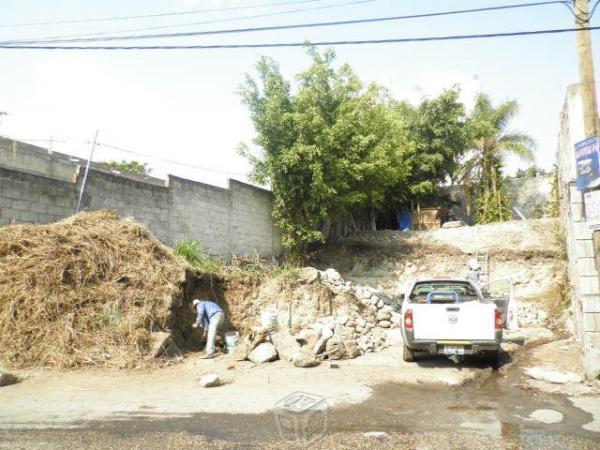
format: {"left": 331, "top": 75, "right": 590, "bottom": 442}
{"left": 574, "top": 0, "right": 599, "bottom": 137}
{"left": 76, "top": 130, "right": 99, "bottom": 213}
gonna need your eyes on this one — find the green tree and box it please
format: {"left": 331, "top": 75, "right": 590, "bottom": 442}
{"left": 396, "top": 88, "right": 468, "bottom": 197}
{"left": 465, "top": 94, "right": 535, "bottom": 223}
{"left": 105, "top": 160, "right": 152, "bottom": 175}
{"left": 239, "top": 48, "right": 411, "bottom": 252}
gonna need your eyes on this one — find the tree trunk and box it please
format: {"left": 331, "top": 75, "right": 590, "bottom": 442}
{"left": 490, "top": 165, "right": 504, "bottom": 221}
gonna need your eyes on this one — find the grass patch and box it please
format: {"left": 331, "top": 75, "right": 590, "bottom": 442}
{"left": 173, "top": 239, "right": 302, "bottom": 279}
{"left": 173, "top": 239, "right": 222, "bottom": 273}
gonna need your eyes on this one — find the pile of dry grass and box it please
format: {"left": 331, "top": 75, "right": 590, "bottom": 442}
{"left": 0, "top": 211, "right": 187, "bottom": 369}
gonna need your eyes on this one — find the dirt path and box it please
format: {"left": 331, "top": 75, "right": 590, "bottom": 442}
{"left": 1, "top": 334, "right": 600, "bottom": 449}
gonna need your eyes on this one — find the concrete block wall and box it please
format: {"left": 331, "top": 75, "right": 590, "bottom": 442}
{"left": 0, "top": 137, "right": 80, "bottom": 182}
{"left": 168, "top": 175, "right": 231, "bottom": 255}
{"left": 0, "top": 165, "right": 77, "bottom": 225}
{"left": 0, "top": 138, "right": 282, "bottom": 258}
{"left": 557, "top": 84, "right": 600, "bottom": 377}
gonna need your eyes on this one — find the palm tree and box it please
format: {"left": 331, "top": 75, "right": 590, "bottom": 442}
{"left": 462, "top": 94, "right": 535, "bottom": 222}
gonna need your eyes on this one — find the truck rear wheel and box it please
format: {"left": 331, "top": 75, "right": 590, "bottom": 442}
{"left": 486, "top": 350, "right": 499, "bottom": 367}
{"left": 403, "top": 344, "right": 415, "bottom": 362}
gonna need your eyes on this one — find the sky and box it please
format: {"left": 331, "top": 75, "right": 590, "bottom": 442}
{"left": 0, "top": 0, "right": 597, "bottom": 187}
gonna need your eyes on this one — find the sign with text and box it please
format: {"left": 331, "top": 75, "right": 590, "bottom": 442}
{"left": 575, "top": 136, "right": 600, "bottom": 191}
{"left": 584, "top": 189, "right": 600, "bottom": 230}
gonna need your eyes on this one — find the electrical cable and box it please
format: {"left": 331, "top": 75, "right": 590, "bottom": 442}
{"left": 590, "top": 0, "right": 600, "bottom": 19}
{"left": 95, "top": 142, "right": 249, "bottom": 176}
{"left": 3, "top": 0, "right": 374, "bottom": 45}
{"left": 0, "top": 0, "right": 324, "bottom": 27}
{"left": 0, "top": 135, "right": 249, "bottom": 176}
{"left": 4, "top": 0, "right": 569, "bottom": 45}
{"left": 1, "top": 25, "right": 599, "bottom": 50}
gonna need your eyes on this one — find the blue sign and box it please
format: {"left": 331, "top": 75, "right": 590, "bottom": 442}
{"left": 575, "top": 136, "right": 600, "bottom": 191}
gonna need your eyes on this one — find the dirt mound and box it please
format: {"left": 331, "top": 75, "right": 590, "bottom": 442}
{"left": 311, "top": 219, "right": 566, "bottom": 300}
{"left": 0, "top": 211, "right": 187, "bottom": 369}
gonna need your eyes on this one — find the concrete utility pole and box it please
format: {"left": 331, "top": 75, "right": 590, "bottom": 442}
{"left": 574, "top": 0, "right": 599, "bottom": 137}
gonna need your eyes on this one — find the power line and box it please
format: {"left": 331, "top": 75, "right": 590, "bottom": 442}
{"left": 1, "top": 135, "right": 249, "bottom": 176}
{"left": 1, "top": 25, "right": 599, "bottom": 50}
{"left": 0, "top": 0, "right": 324, "bottom": 27}
{"left": 591, "top": 0, "right": 600, "bottom": 19}
{"left": 95, "top": 142, "right": 249, "bottom": 176}
{"left": 3, "top": 0, "right": 374, "bottom": 45}
{"left": 5, "top": 0, "right": 569, "bottom": 45}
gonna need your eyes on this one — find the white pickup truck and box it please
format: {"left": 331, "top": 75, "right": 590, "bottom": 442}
{"left": 400, "top": 279, "right": 506, "bottom": 363}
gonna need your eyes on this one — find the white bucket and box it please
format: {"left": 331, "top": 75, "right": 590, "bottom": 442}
{"left": 261, "top": 307, "right": 278, "bottom": 331}
{"left": 224, "top": 331, "right": 239, "bottom": 353}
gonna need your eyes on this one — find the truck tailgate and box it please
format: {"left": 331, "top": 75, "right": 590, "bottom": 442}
{"left": 412, "top": 302, "right": 496, "bottom": 341}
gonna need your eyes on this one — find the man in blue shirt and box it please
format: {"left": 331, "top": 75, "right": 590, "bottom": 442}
{"left": 192, "top": 299, "right": 225, "bottom": 359}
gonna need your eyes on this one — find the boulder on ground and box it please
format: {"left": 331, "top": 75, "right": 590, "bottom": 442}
{"left": 442, "top": 220, "right": 464, "bottom": 228}
{"left": 248, "top": 342, "right": 278, "bottom": 364}
{"left": 199, "top": 373, "right": 221, "bottom": 388}
{"left": 378, "top": 321, "right": 391, "bottom": 328}
{"left": 390, "top": 312, "right": 402, "bottom": 325}
{"left": 0, "top": 371, "right": 18, "bottom": 387}
{"left": 296, "top": 328, "right": 320, "bottom": 350}
{"left": 149, "top": 332, "right": 181, "bottom": 358}
{"left": 321, "top": 268, "right": 342, "bottom": 283}
{"left": 270, "top": 330, "right": 301, "bottom": 361}
{"left": 376, "top": 311, "right": 391, "bottom": 321}
{"left": 326, "top": 338, "right": 360, "bottom": 360}
{"left": 313, "top": 327, "right": 333, "bottom": 355}
{"left": 293, "top": 350, "right": 319, "bottom": 368}
{"left": 298, "top": 267, "right": 320, "bottom": 284}
{"left": 525, "top": 367, "right": 584, "bottom": 384}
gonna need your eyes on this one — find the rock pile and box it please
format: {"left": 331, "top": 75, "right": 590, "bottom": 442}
{"left": 291, "top": 267, "right": 402, "bottom": 357}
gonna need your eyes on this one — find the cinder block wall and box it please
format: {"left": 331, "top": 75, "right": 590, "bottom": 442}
{"left": 0, "top": 138, "right": 282, "bottom": 258}
{"left": 557, "top": 84, "right": 600, "bottom": 378}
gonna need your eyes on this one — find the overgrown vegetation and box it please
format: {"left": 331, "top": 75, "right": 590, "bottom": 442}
{"left": 173, "top": 238, "right": 300, "bottom": 278}
{"left": 105, "top": 159, "right": 152, "bottom": 175}
{"left": 173, "top": 239, "right": 222, "bottom": 273}
{"left": 240, "top": 48, "right": 535, "bottom": 253}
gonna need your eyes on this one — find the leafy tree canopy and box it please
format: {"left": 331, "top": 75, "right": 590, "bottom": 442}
{"left": 105, "top": 160, "right": 152, "bottom": 175}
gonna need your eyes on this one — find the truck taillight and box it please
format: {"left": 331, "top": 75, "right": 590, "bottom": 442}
{"left": 404, "top": 309, "right": 413, "bottom": 330}
{"left": 495, "top": 309, "right": 503, "bottom": 329}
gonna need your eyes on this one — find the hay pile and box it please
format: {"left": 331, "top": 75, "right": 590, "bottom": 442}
{"left": 0, "top": 211, "right": 186, "bottom": 369}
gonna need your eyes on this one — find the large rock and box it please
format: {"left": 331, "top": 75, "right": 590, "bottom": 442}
{"left": 293, "top": 350, "right": 319, "bottom": 368}
{"left": 376, "top": 311, "right": 391, "bottom": 321}
{"left": 321, "top": 268, "right": 342, "bottom": 283}
{"left": 525, "top": 367, "right": 584, "bottom": 384}
{"left": 149, "top": 332, "right": 180, "bottom": 358}
{"left": 313, "top": 327, "right": 333, "bottom": 355}
{"left": 390, "top": 312, "right": 402, "bottom": 325}
{"left": 442, "top": 220, "right": 464, "bottom": 228}
{"left": 378, "top": 321, "right": 391, "bottom": 328}
{"left": 199, "top": 373, "right": 221, "bottom": 388}
{"left": 296, "top": 328, "right": 320, "bottom": 350}
{"left": 298, "top": 267, "right": 320, "bottom": 284}
{"left": 325, "top": 338, "right": 360, "bottom": 360}
{"left": 0, "top": 372, "right": 18, "bottom": 387}
{"left": 248, "top": 342, "right": 278, "bottom": 363}
{"left": 270, "top": 330, "right": 302, "bottom": 362}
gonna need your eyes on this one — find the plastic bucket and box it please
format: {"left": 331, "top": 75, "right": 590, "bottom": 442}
{"left": 261, "top": 307, "right": 278, "bottom": 331}
{"left": 224, "top": 331, "right": 239, "bottom": 353}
